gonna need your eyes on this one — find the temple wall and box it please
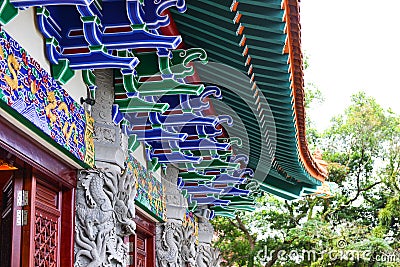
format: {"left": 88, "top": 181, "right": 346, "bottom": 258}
{"left": 73, "top": 69, "right": 221, "bottom": 266}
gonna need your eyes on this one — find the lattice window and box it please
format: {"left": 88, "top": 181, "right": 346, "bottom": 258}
{"left": 33, "top": 179, "right": 60, "bottom": 267}
{"left": 34, "top": 211, "right": 59, "bottom": 267}
{"left": 137, "top": 258, "right": 145, "bottom": 267}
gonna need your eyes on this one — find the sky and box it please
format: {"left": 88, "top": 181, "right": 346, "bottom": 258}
{"left": 300, "top": 0, "right": 400, "bottom": 130}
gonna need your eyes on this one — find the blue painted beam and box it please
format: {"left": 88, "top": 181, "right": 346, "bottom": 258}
{"left": 140, "top": 0, "right": 186, "bottom": 29}
{"left": 183, "top": 185, "right": 223, "bottom": 195}
{"left": 10, "top": 0, "right": 94, "bottom": 7}
{"left": 211, "top": 173, "right": 247, "bottom": 185}
{"left": 190, "top": 196, "right": 230, "bottom": 206}
{"left": 149, "top": 151, "right": 202, "bottom": 164}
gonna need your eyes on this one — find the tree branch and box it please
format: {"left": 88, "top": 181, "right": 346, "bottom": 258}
{"left": 264, "top": 238, "right": 296, "bottom": 267}
{"left": 343, "top": 181, "right": 382, "bottom": 206}
{"left": 235, "top": 215, "right": 256, "bottom": 250}
{"left": 307, "top": 197, "right": 318, "bottom": 220}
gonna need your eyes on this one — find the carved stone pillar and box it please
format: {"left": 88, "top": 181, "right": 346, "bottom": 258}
{"left": 163, "top": 165, "right": 188, "bottom": 221}
{"left": 91, "top": 69, "right": 127, "bottom": 169}
{"left": 196, "top": 220, "right": 222, "bottom": 267}
{"left": 156, "top": 165, "right": 197, "bottom": 267}
{"left": 74, "top": 69, "right": 136, "bottom": 267}
{"left": 74, "top": 169, "right": 136, "bottom": 267}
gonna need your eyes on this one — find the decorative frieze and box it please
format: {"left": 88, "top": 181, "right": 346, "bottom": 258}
{"left": 183, "top": 210, "right": 199, "bottom": 241}
{"left": 0, "top": 29, "right": 94, "bottom": 167}
{"left": 126, "top": 155, "right": 167, "bottom": 221}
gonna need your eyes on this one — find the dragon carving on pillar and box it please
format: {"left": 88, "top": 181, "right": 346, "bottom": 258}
{"left": 181, "top": 224, "right": 197, "bottom": 266}
{"left": 156, "top": 221, "right": 182, "bottom": 267}
{"left": 74, "top": 168, "right": 137, "bottom": 267}
{"left": 156, "top": 222, "right": 198, "bottom": 267}
{"left": 196, "top": 245, "right": 222, "bottom": 267}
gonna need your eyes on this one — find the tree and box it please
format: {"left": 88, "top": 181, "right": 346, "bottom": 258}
{"left": 212, "top": 214, "right": 260, "bottom": 267}
{"left": 314, "top": 92, "right": 399, "bottom": 266}
{"left": 212, "top": 92, "right": 400, "bottom": 267}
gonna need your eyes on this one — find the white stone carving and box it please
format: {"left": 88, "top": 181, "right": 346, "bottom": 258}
{"left": 196, "top": 245, "right": 222, "bottom": 267}
{"left": 74, "top": 168, "right": 136, "bottom": 267}
{"left": 156, "top": 221, "right": 182, "bottom": 267}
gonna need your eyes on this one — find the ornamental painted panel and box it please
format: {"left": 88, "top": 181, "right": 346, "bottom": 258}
{"left": 0, "top": 29, "right": 94, "bottom": 167}
{"left": 183, "top": 210, "right": 199, "bottom": 242}
{"left": 126, "top": 155, "right": 166, "bottom": 221}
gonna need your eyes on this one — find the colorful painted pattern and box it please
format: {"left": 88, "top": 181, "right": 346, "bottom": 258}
{"left": 126, "top": 155, "right": 166, "bottom": 221}
{"left": 183, "top": 211, "right": 199, "bottom": 242}
{"left": 0, "top": 30, "right": 94, "bottom": 167}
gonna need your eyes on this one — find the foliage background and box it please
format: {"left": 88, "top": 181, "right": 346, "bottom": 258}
{"left": 212, "top": 92, "right": 400, "bottom": 267}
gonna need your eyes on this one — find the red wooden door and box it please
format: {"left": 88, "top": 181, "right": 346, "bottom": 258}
{"left": 0, "top": 110, "right": 76, "bottom": 267}
{"left": 0, "top": 160, "right": 75, "bottom": 267}
{"left": 128, "top": 210, "right": 156, "bottom": 267}
{"left": 21, "top": 171, "right": 75, "bottom": 267}
{"left": 32, "top": 176, "right": 61, "bottom": 267}
{"left": 0, "top": 169, "right": 23, "bottom": 267}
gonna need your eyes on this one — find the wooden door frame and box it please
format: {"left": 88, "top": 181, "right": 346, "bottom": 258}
{"left": 0, "top": 116, "right": 77, "bottom": 267}
{"left": 0, "top": 169, "right": 23, "bottom": 267}
{"left": 0, "top": 115, "right": 76, "bottom": 188}
{"left": 131, "top": 210, "right": 156, "bottom": 267}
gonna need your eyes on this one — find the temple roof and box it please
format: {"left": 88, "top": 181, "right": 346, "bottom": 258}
{"left": 169, "top": 0, "right": 327, "bottom": 199}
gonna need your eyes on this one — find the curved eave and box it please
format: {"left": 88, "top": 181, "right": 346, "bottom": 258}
{"left": 282, "top": 0, "right": 328, "bottom": 181}
{"left": 169, "top": 0, "right": 327, "bottom": 187}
